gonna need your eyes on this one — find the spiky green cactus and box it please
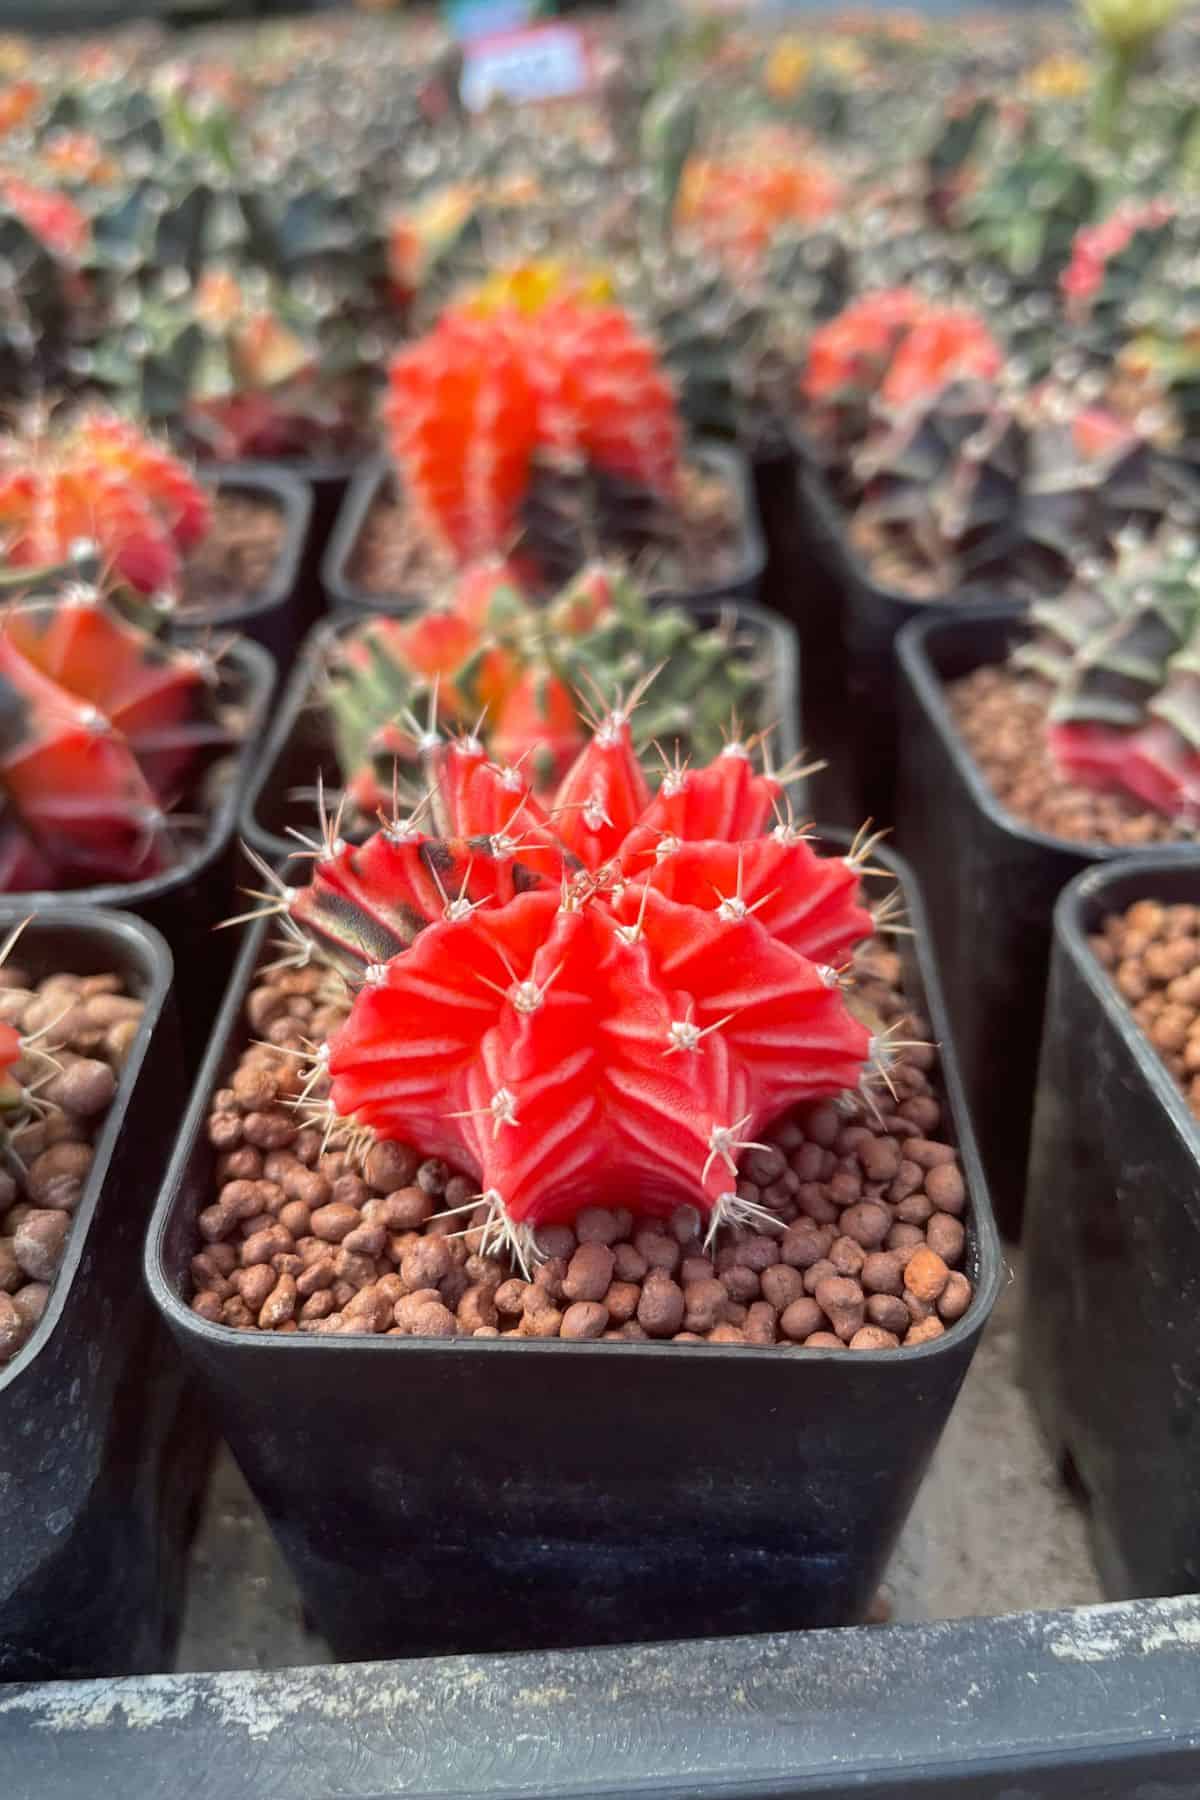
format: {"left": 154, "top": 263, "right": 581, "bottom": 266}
{"left": 327, "top": 561, "right": 770, "bottom": 821}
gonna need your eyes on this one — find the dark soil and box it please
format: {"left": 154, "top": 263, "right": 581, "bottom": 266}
{"left": 188, "top": 939, "right": 976, "bottom": 1348}
{"left": 0, "top": 966, "right": 144, "bottom": 1367}
{"left": 949, "top": 665, "right": 1199, "bottom": 848}
{"left": 180, "top": 491, "right": 286, "bottom": 619}
{"left": 1091, "top": 898, "right": 1200, "bottom": 1117}
{"left": 348, "top": 460, "right": 746, "bottom": 600}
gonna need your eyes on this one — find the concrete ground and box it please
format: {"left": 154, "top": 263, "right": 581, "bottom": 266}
{"left": 173, "top": 1246, "right": 1101, "bottom": 1672}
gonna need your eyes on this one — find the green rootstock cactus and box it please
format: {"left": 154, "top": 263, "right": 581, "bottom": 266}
{"left": 327, "top": 560, "right": 768, "bottom": 817}
{"left": 252, "top": 713, "right": 896, "bottom": 1269}
{"left": 1013, "top": 531, "right": 1200, "bottom": 819}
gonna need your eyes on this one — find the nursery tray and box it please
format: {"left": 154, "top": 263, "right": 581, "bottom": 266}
{"left": 0, "top": 907, "right": 205, "bottom": 1682}
{"left": 895, "top": 604, "right": 1200, "bottom": 1240}
{"left": 1024, "top": 853, "right": 1200, "bottom": 1600}
{"left": 3, "top": 1593, "right": 1200, "bottom": 1797}
{"left": 321, "top": 442, "right": 767, "bottom": 616}
{"left": 238, "top": 598, "right": 801, "bottom": 871}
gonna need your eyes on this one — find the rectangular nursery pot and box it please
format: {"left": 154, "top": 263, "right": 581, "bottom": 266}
{"left": 895, "top": 605, "right": 1198, "bottom": 1242}
{"left": 785, "top": 438, "right": 960, "bottom": 830}
{"left": 191, "top": 465, "right": 314, "bottom": 669}
{"left": 144, "top": 838, "right": 1001, "bottom": 1663}
{"left": 0, "top": 906, "right": 206, "bottom": 1682}
{"left": 321, "top": 443, "right": 766, "bottom": 617}
{"left": 1023, "top": 854, "right": 1200, "bottom": 1600}
{"left": 239, "top": 598, "right": 800, "bottom": 871}
{"left": 6, "top": 639, "right": 275, "bottom": 1056}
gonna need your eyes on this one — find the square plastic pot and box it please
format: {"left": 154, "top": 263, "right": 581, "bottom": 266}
{"left": 1023, "top": 854, "right": 1200, "bottom": 1600}
{"left": 321, "top": 443, "right": 766, "bottom": 618}
{"left": 895, "top": 605, "right": 1199, "bottom": 1241}
{"left": 0, "top": 906, "right": 208, "bottom": 1682}
{"left": 3, "top": 638, "right": 275, "bottom": 1056}
{"left": 144, "top": 838, "right": 1001, "bottom": 1663}
{"left": 191, "top": 465, "right": 314, "bottom": 668}
{"left": 238, "top": 598, "right": 800, "bottom": 871}
{"left": 785, "top": 439, "right": 993, "bottom": 829}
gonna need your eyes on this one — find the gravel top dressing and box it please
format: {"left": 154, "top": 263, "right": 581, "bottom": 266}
{"left": 0, "top": 962, "right": 144, "bottom": 1367}
{"left": 188, "top": 938, "right": 975, "bottom": 1348}
{"left": 949, "top": 666, "right": 1200, "bottom": 849}
{"left": 1091, "top": 897, "right": 1200, "bottom": 1118}
{"left": 180, "top": 491, "right": 288, "bottom": 620}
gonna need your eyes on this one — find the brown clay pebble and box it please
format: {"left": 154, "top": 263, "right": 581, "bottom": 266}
{"left": 563, "top": 1242, "right": 615, "bottom": 1302}
{"left": 561, "top": 1301, "right": 609, "bottom": 1339}
{"left": 804, "top": 1331, "right": 844, "bottom": 1348}
{"left": 906, "top": 1316, "right": 946, "bottom": 1346}
{"left": 0, "top": 1292, "right": 26, "bottom": 1361}
{"left": 904, "top": 1246, "right": 951, "bottom": 1304}
{"left": 13, "top": 1210, "right": 71, "bottom": 1283}
{"left": 780, "top": 1297, "right": 823, "bottom": 1341}
{"left": 850, "top": 1326, "right": 901, "bottom": 1350}
{"left": 866, "top": 1293, "right": 911, "bottom": 1335}
{"left": 637, "top": 1272, "right": 685, "bottom": 1337}
{"left": 12, "top": 1282, "right": 48, "bottom": 1328}
{"left": 938, "top": 1271, "right": 973, "bottom": 1322}
{"left": 26, "top": 1142, "right": 93, "bottom": 1209}
{"left": 926, "top": 1213, "right": 966, "bottom": 1266}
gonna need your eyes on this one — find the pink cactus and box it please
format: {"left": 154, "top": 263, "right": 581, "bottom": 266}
{"left": 276, "top": 717, "right": 882, "bottom": 1265}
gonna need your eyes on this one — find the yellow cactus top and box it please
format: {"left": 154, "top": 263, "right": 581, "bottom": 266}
{"left": 1079, "top": 0, "right": 1187, "bottom": 49}
{"left": 466, "top": 260, "right": 613, "bottom": 317}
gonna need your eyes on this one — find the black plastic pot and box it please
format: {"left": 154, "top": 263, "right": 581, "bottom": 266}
{"left": 188, "top": 466, "right": 313, "bottom": 668}
{"left": 895, "top": 606, "right": 1198, "bottom": 1241}
{"left": 145, "top": 838, "right": 1000, "bottom": 1663}
{"left": 1023, "top": 854, "right": 1200, "bottom": 1600}
{"left": 0, "top": 906, "right": 206, "bottom": 1682}
{"left": 5, "top": 638, "right": 275, "bottom": 1055}
{"left": 322, "top": 443, "right": 766, "bottom": 617}
{"left": 240, "top": 599, "right": 801, "bottom": 872}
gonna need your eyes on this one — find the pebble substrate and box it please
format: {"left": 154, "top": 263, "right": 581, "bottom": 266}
{"left": 349, "top": 460, "right": 743, "bottom": 599}
{"left": 0, "top": 965, "right": 144, "bottom": 1366}
{"left": 189, "top": 942, "right": 975, "bottom": 1348}
{"left": 1092, "top": 898, "right": 1200, "bottom": 1117}
{"left": 950, "top": 666, "right": 1196, "bottom": 848}
{"left": 181, "top": 490, "right": 286, "bottom": 617}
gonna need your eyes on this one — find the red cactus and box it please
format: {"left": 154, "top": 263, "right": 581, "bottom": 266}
{"left": 0, "top": 412, "right": 210, "bottom": 596}
{"left": 384, "top": 292, "right": 681, "bottom": 567}
{"left": 1061, "top": 198, "right": 1173, "bottom": 315}
{"left": 0, "top": 175, "right": 89, "bottom": 261}
{"left": 281, "top": 720, "right": 878, "bottom": 1260}
{"left": 0, "top": 583, "right": 229, "bottom": 888}
{"left": 877, "top": 307, "right": 1004, "bottom": 410}
{"left": 801, "top": 287, "right": 926, "bottom": 405}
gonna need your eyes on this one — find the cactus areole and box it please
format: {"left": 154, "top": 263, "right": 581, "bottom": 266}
{"left": 275, "top": 717, "right": 885, "bottom": 1266}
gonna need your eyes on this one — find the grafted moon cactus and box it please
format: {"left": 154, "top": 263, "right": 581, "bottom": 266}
{"left": 272, "top": 712, "right": 885, "bottom": 1267}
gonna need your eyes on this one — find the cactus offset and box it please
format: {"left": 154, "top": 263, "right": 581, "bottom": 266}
{"left": 0, "top": 411, "right": 210, "bottom": 598}
{"left": 0, "top": 575, "right": 230, "bottom": 888}
{"left": 1014, "top": 533, "right": 1200, "bottom": 818}
{"left": 384, "top": 274, "right": 681, "bottom": 578}
{"left": 271, "top": 717, "right": 881, "bottom": 1260}
{"left": 328, "top": 560, "right": 769, "bottom": 815}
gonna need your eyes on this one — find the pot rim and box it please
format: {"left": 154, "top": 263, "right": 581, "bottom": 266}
{"left": 0, "top": 905, "right": 174, "bottom": 1393}
{"left": 897, "top": 603, "right": 1200, "bottom": 864}
{"left": 144, "top": 834, "right": 1003, "bottom": 1365}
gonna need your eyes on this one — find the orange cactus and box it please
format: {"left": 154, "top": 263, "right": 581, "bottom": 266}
{"left": 678, "top": 130, "right": 841, "bottom": 272}
{"left": 0, "top": 175, "right": 88, "bottom": 260}
{"left": 0, "top": 412, "right": 210, "bottom": 596}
